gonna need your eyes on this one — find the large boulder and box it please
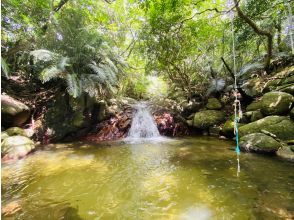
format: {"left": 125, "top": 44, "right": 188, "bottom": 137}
{"left": 2, "top": 135, "right": 35, "bottom": 160}
{"left": 276, "top": 146, "right": 294, "bottom": 162}
{"left": 239, "top": 116, "right": 294, "bottom": 141}
{"left": 193, "top": 110, "right": 225, "bottom": 129}
{"left": 206, "top": 98, "right": 221, "bottom": 110}
{"left": 290, "top": 108, "right": 294, "bottom": 120}
{"left": 239, "top": 133, "right": 282, "bottom": 153}
{"left": 181, "top": 101, "right": 201, "bottom": 117}
{"left": 246, "top": 101, "right": 262, "bottom": 111}
{"left": 260, "top": 92, "right": 293, "bottom": 116}
{"left": 1, "top": 94, "right": 30, "bottom": 127}
{"left": 5, "top": 127, "right": 28, "bottom": 137}
{"left": 241, "top": 77, "right": 263, "bottom": 97}
{"left": 222, "top": 120, "right": 244, "bottom": 138}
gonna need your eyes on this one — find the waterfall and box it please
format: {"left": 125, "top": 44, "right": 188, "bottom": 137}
{"left": 127, "top": 102, "right": 160, "bottom": 139}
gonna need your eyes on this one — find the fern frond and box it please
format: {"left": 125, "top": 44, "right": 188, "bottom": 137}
{"left": 30, "top": 49, "right": 57, "bottom": 63}
{"left": 87, "top": 63, "right": 107, "bottom": 83}
{"left": 57, "top": 57, "right": 70, "bottom": 70}
{"left": 104, "top": 57, "right": 118, "bottom": 73}
{"left": 39, "top": 66, "right": 64, "bottom": 83}
{"left": 1, "top": 57, "right": 10, "bottom": 78}
{"left": 100, "top": 64, "right": 117, "bottom": 85}
{"left": 66, "top": 74, "right": 81, "bottom": 98}
{"left": 80, "top": 74, "right": 100, "bottom": 97}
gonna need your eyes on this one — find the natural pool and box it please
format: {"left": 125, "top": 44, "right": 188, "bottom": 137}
{"left": 2, "top": 136, "right": 294, "bottom": 219}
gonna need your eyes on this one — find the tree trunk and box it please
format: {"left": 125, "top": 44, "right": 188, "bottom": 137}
{"left": 234, "top": 0, "right": 273, "bottom": 71}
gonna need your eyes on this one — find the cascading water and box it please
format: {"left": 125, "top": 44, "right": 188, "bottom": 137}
{"left": 127, "top": 102, "right": 160, "bottom": 139}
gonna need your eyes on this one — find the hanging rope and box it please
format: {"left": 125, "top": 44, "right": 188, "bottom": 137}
{"left": 230, "top": 6, "right": 241, "bottom": 177}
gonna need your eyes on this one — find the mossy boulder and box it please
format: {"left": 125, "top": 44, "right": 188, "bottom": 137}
{"left": 5, "top": 127, "right": 28, "bottom": 137}
{"left": 206, "top": 98, "right": 221, "bottom": 110}
{"left": 193, "top": 110, "right": 225, "bottom": 129}
{"left": 250, "top": 110, "right": 264, "bottom": 122}
{"left": 1, "top": 131, "right": 9, "bottom": 141}
{"left": 1, "top": 94, "right": 30, "bottom": 127}
{"left": 241, "top": 77, "right": 263, "bottom": 97}
{"left": 290, "top": 108, "right": 294, "bottom": 120}
{"left": 246, "top": 101, "right": 262, "bottom": 111}
{"left": 260, "top": 92, "right": 293, "bottom": 116}
{"left": 2, "top": 135, "right": 35, "bottom": 160}
{"left": 276, "top": 146, "right": 294, "bottom": 162}
{"left": 240, "top": 133, "right": 282, "bottom": 153}
{"left": 239, "top": 116, "right": 294, "bottom": 141}
{"left": 221, "top": 120, "right": 244, "bottom": 138}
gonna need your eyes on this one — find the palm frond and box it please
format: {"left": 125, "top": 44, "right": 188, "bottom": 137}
{"left": 87, "top": 63, "right": 107, "bottom": 83}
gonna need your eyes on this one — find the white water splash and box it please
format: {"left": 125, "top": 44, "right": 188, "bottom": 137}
{"left": 127, "top": 102, "right": 160, "bottom": 139}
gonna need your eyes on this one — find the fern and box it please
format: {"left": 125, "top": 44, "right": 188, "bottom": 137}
{"left": 1, "top": 57, "right": 10, "bottom": 78}
{"left": 66, "top": 74, "right": 81, "bottom": 98}
{"left": 39, "top": 66, "right": 64, "bottom": 82}
{"left": 30, "top": 49, "right": 56, "bottom": 63}
{"left": 57, "top": 57, "right": 70, "bottom": 70}
{"left": 87, "top": 63, "right": 107, "bottom": 83}
{"left": 206, "top": 78, "right": 226, "bottom": 96}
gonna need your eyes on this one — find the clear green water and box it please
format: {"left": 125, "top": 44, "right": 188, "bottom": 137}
{"left": 2, "top": 137, "right": 294, "bottom": 219}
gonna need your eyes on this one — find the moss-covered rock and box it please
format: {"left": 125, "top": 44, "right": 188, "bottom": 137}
{"left": 1, "top": 131, "right": 9, "bottom": 141}
{"left": 193, "top": 110, "right": 225, "bottom": 129}
{"left": 6, "top": 127, "right": 28, "bottom": 137}
{"left": 241, "top": 77, "right": 263, "bottom": 97}
{"left": 290, "top": 108, "right": 294, "bottom": 120}
{"left": 239, "top": 116, "right": 294, "bottom": 141}
{"left": 246, "top": 101, "right": 262, "bottom": 111}
{"left": 260, "top": 92, "right": 293, "bottom": 116}
{"left": 250, "top": 110, "right": 264, "bottom": 122}
{"left": 240, "top": 133, "right": 282, "bottom": 153}
{"left": 276, "top": 146, "right": 294, "bottom": 162}
{"left": 221, "top": 120, "right": 244, "bottom": 138}
{"left": 206, "top": 98, "right": 221, "bottom": 110}
{"left": 2, "top": 135, "right": 35, "bottom": 160}
{"left": 1, "top": 94, "right": 30, "bottom": 127}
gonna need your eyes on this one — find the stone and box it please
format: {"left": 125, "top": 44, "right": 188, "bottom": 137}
{"left": 1, "top": 94, "right": 30, "bottom": 127}
{"left": 1, "top": 131, "right": 9, "bottom": 141}
{"left": 260, "top": 91, "right": 293, "bottom": 116}
{"left": 206, "top": 98, "right": 222, "bottom": 110}
{"left": 209, "top": 126, "right": 221, "bottom": 136}
{"left": 241, "top": 77, "right": 263, "bottom": 97}
{"left": 2, "top": 135, "right": 35, "bottom": 160}
{"left": 239, "top": 116, "right": 294, "bottom": 141}
{"left": 276, "top": 146, "right": 294, "bottom": 162}
{"left": 290, "top": 108, "right": 294, "bottom": 120}
{"left": 193, "top": 110, "right": 225, "bottom": 129}
{"left": 222, "top": 120, "right": 244, "bottom": 138}
{"left": 250, "top": 110, "right": 263, "bottom": 122}
{"left": 240, "top": 133, "right": 282, "bottom": 153}
{"left": 182, "top": 101, "right": 202, "bottom": 117}
{"left": 246, "top": 101, "right": 262, "bottom": 111}
{"left": 6, "top": 127, "right": 28, "bottom": 137}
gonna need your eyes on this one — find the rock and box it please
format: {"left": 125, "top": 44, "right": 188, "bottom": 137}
{"left": 209, "top": 126, "right": 221, "bottom": 136}
{"left": 290, "top": 108, "right": 294, "bottom": 120}
{"left": 246, "top": 101, "right": 262, "bottom": 111}
{"left": 260, "top": 92, "right": 293, "bottom": 116}
{"left": 193, "top": 110, "right": 225, "bottom": 129}
{"left": 239, "top": 133, "right": 282, "bottom": 153}
{"left": 277, "top": 146, "right": 294, "bottom": 162}
{"left": 241, "top": 77, "right": 263, "bottom": 97}
{"left": 250, "top": 110, "right": 264, "bottom": 122}
{"left": 182, "top": 101, "right": 201, "bottom": 117}
{"left": 206, "top": 98, "right": 222, "bottom": 110}
{"left": 239, "top": 116, "right": 294, "bottom": 141}
{"left": 222, "top": 120, "right": 244, "bottom": 138}
{"left": 6, "top": 127, "right": 28, "bottom": 137}
{"left": 1, "top": 94, "right": 30, "bottom": 127}
{"left": 2, "top": 135, "right": 35, "bottom": 160}
{"left": 1, "top": 131, "right": 9, "bottom": 141}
